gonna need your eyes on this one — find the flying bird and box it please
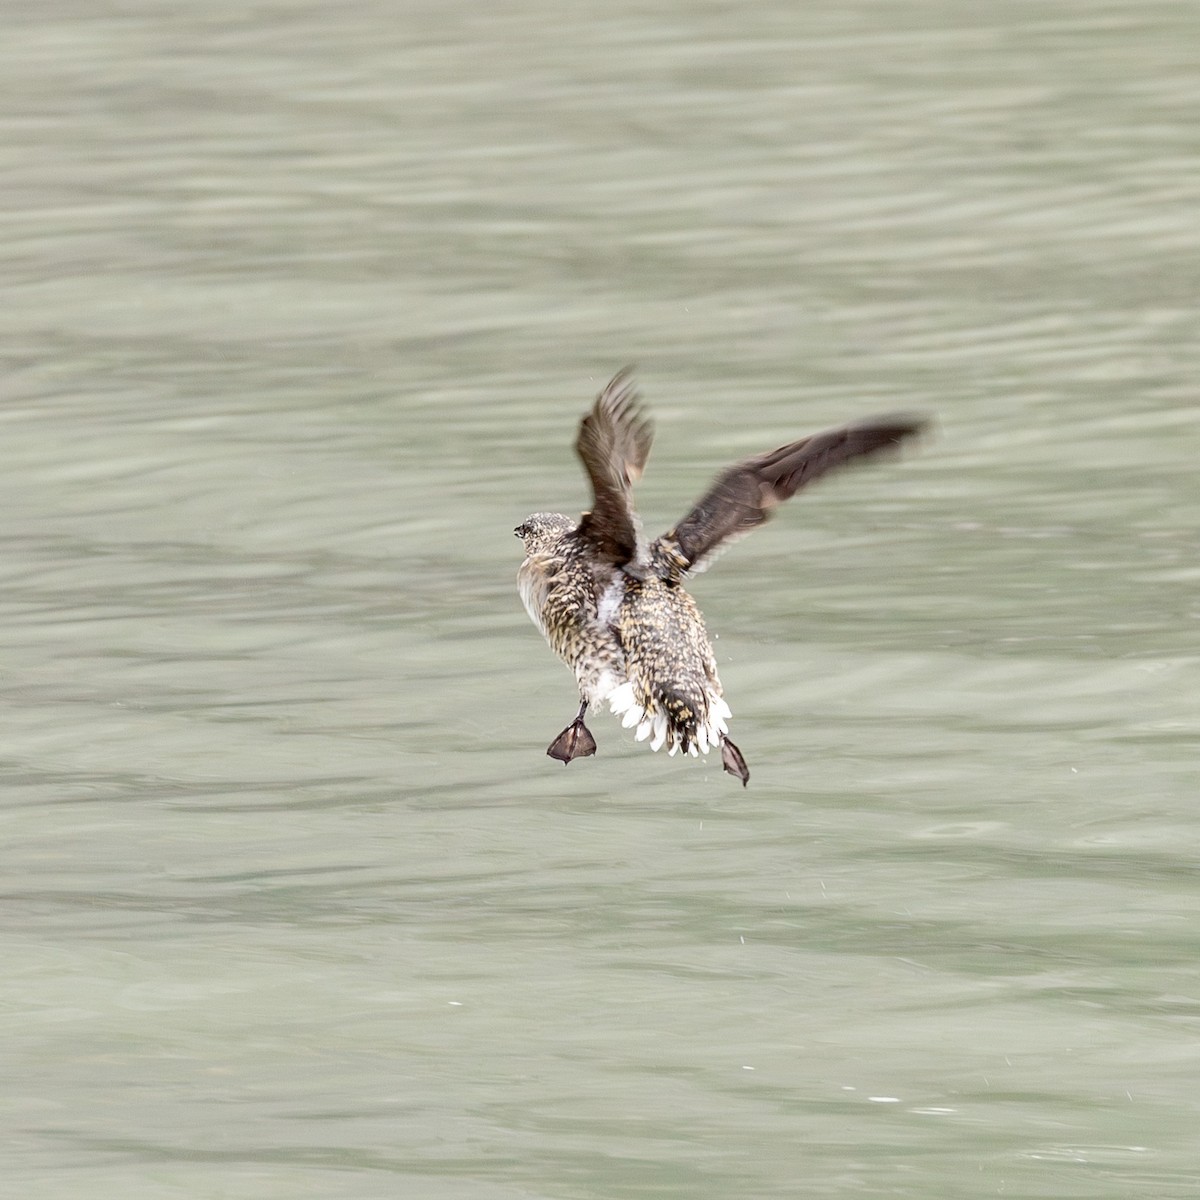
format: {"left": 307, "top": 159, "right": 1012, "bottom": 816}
{"left": 515, "top": 369, "right": 925, "bottom": 785}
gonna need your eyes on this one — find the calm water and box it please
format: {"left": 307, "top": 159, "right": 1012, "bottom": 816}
{"left": 5, "top": 2, "right": 1200, "bottom": 1197}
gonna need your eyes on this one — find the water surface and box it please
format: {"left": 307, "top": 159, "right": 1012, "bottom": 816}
{"left": 4, "top": 2, "right": 1200, "bottom": 1197}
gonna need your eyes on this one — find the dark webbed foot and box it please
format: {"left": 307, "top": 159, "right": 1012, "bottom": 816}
{"left": 721, "top": 736, "right": 750, "bottom": 787}
{"left": 546, "top": 699, "right": 597, "bottom": 765}
{"left": 547, "top": 719, "right": 597, "bottom": 764}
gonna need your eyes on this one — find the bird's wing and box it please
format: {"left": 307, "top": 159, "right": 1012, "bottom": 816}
{"left": 657, "top": 414, "right": 926, "bottom": 575}
{"left": 575, "top": 368, "right": 655, "bottom": 567}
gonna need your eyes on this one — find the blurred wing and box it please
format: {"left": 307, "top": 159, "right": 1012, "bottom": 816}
{"left": 575, "top": 368, "right": 655, "bottom": 566}
{"left": 659, "top": 414, "right": 926, "bottom": 574}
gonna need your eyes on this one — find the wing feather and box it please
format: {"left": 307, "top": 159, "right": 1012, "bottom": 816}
{"left": 575, "top": 368, "right": 655, "bottom": 566}
{"left": 658, "top": 414, "right": 926, "bottom": 574}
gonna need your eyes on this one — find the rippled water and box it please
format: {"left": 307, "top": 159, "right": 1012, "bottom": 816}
{"left": 5, "top": 2, "right": 1200, "bottom": 1197}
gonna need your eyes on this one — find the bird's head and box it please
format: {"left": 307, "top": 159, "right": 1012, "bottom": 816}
{"left": 514, "top": 511, "right": 575, "bottom": 556}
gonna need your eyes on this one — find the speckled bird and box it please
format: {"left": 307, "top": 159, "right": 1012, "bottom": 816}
{"left": 515, "top": 369, "right": 925, "bottom": 785}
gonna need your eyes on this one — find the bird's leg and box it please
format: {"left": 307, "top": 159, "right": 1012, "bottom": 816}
{"left": 546, "top": 698, "right": 597, "bottom": 764}
{"left": 721, "top": 736, "right": 750, "bottom": 787}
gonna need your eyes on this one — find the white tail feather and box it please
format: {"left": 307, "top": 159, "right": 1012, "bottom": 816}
{"left": 615, "top": 687, "right": 733, "bottom": 761}
{"left": 650, "top": 715, "right": 668, "bottom": 752}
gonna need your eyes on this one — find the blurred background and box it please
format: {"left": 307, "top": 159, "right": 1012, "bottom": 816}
{"left": 4, "top": 2, "right": 1199, "bottom": 1197}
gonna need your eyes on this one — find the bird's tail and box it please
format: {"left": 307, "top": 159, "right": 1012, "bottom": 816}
{"left": 609, "top": 682, "right": 731, "bottom": 757}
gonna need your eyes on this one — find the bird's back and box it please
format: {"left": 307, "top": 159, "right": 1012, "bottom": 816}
{"left": 614, "top": 577, "right": 728, "bottom": 755}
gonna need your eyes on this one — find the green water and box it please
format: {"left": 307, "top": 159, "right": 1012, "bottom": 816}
{"left": 5, "top": 2, "right": 1200, "bottom": 1197}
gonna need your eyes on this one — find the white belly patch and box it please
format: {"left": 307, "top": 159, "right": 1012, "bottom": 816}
{"left": 596, "top": 575, "right": 625, "bottom": 627}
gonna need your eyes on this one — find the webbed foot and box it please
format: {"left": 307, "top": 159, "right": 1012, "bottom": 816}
{"left": 546, "top": 699, "right": 597, "bottom": 764}
{"left": 547, "top": 719, "right": 597, "bottom": 764}
{"left": 721, "top": 736, "right": 750, "bottom": 787}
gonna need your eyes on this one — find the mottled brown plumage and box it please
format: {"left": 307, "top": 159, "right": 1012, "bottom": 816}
{"left": 515, "top": 370, "right": 926, "bottom": 785}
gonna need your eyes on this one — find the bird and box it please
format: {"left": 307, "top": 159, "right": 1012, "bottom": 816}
{"left": 514, "top": 369, "right": 925, "bottom": 786}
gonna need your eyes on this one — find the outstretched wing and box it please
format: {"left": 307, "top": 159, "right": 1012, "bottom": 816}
{"left": 576, "top": 368, "right": 655, "bottom": 566}
{"left": 658, "top": 414, "right": 926, "bottom": 574}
